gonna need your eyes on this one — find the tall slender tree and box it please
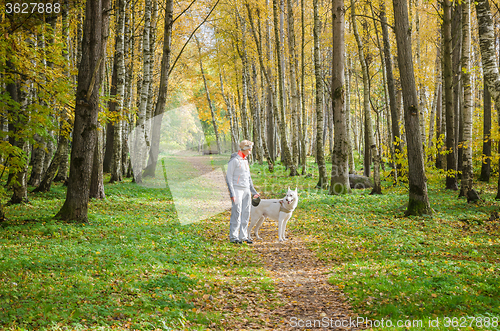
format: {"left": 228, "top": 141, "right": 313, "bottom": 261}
{"left": 392, "top": 0, "right": 432, "bottom": 216}
{"left": 110, "top": 0, "right": 127, "bottom": 183}
{"left": 474, "top": 0, "right": 500, "bottom": 199}
{"left": 272, "top": 0, "right": 294, "bottom": 173}
{"left": 479, "top": 82, "right": 492, "bottom": 182}
{"left": 460, "top": 0, "right": 474, "bottom": 199}
{"left": 330, "top": 0, "right": 350, "bottom": 195}
{"left": 350, "top": 0, "right": 381, "bottom": 193}
{"left": 443, "top": 0, "right": 458, "bottom": 190}
{"left": 313, "top": 0, "right": 327, "bottom": 188}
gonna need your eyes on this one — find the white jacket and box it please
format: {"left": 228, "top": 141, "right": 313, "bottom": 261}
{"left": 226, "top": 152, "right": 258, "bottom": 198}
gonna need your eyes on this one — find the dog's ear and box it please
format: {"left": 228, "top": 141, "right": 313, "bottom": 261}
{"left": 288, "top": 187, "right": 290, "bottom": 192}
{"left": 295, "top": 187, "right": 297, "bottom": 192}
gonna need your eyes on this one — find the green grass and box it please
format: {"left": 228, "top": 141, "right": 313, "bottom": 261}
{"left": 3, "top": 156, "right": 500, "bottom": 330}
{"left": 250, "top": 160, "right": 500, "bottom": 330}
{"left": 0, "top": 176, "right": 277, "bottom": 330}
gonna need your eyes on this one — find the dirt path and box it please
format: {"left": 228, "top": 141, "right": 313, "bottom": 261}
{"left": 246, "top": 222, "right": 362, "bottom": 330}
{"left": 181, "top": 154, "right": 361, "bottom": 330}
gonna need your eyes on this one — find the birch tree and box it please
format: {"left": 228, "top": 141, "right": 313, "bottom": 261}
{"left": 132, "top": 0, "right": 152, "bottom": 183}
{"left": 474, "top": 0, "right": 500, "bottom": 199}
{"left": 286, "top": 0, "right": 299, "bottom": 176}
{"left": 350, "top": 0, "right": 381, "bottom": 193}
{"left": 313, "top": 0, "right": 327, "bottom": 188}
{"left": 110, "top": 0, "right": 127, "bottom": 183}
{"left": 329, "top": 0, "right": 349, "bottom": 195}
{"left": 460, "top": 0, "right": 474, "bottom": 199}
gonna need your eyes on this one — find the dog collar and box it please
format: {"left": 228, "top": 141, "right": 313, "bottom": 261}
{"left": 279, "top": 200, "right": 293, "bottom": 214}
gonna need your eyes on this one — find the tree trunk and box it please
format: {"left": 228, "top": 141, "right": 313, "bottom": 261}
{"left": 272, "top": 0, "right": 293, "bottom": 170}
{"left": 300, "top": 0, "right": 307, "bottom": 175}
{"left": 329, "top": 0, "right": 350, "bottom": 195}
{"left": 453, "top": 4, "right": 463, "bottom": 176}
{"left": 196, "top": 36, "right": 221, "bottom": 154}
{"left": 346, "top": 54, "right": 355, "bottom": 174}
{"left": 28, "top": 134, "right": 45, "bottom": 187}
{"left": 436, "top": 38, "right": 446, "bottom": 170}
{"left": 460, "top": 0, "right": 474, "bottom": 199}
{"left": 393, "top": 0, "right": 432, "bottom": 216}
{"left": 286, "top": 0, "right": 299, "bottom": 176}
{"left": 473, "top": 0, "right": 500, "bottom": 197}
{"left": 428, "top": 47, "right": 441, "bottom": 160}
{"left": 132, "top": 0, "right": 152, "bottom": 183}
{"left": 55, "top": 0, "right": 111, "bottom": 222}
{"left": 250, "top": 61, "right": 263, "bottom": 163}
{"left": 351, "top": 0, "right": 380, "bottom": 192}
{"left": 89, "top": 122, "right": 105, "bottom": 199}
{"left": 142, "top": 0, "right": 173, "bottom": 178}
{"left": 381, "top": 0, "right": 401, "bottom": 179}
{"left": 10, "top": 140, "right": 29, "bottom": 204}
{"left": 443, "top": 0, "right": 458, "bottom": 190}
{"left": 110, "top": 0, "right": 126, "bottom": 183}
{"left": 313, "top": 0, "right": 327, "bottom": 188}
{"left": 34, "top": 119, "right": 71, "bottom": 193}
{"left": 122, "top": 0, "right": 135, "bottom": 178}
{"left": 219, "top": 65, "right": 238, "bottom": 153}
{"left": 480, "top": 82, "right": 492, "bottom": 181}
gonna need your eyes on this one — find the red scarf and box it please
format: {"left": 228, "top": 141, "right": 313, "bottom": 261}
{"left": 238, "top": 150, "right": 247, "bottom": 159}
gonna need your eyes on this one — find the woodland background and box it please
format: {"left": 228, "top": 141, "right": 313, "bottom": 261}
{"left": 3, "top": 0, "right": 500, "bottom": 219}
{"left": 1, "top": 0, "right": 500, "bottom": 329}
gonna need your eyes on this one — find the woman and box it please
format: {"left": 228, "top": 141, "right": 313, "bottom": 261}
{"left": 226, "top": 140, "right": 260, "bottom": 244}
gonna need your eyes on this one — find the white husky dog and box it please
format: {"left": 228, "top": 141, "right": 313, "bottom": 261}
{"left": 249, "top": 188, "right": 299, "bottom": 242}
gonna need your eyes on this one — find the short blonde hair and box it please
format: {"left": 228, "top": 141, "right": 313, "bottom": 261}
{"left": 239, "top": 140, "right": 254, "bottom": 151}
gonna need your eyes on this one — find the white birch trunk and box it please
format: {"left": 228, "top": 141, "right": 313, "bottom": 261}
{"left": 133, "top": 0, "right": 151, "bottom": 183}
{"left": 461, "top": 0, "right": 474, "bottom": 197}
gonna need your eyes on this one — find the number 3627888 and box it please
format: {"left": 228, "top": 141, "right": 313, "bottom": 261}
{"left": 6, "top": 2, "right": 61, "bottom": 14}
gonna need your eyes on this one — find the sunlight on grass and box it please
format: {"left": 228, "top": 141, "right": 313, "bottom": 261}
{"left": 249, "top": 159, "right": 500, "bottom": 330}
{"left": 0, "top": 178, "right": 276, "bottom": 330}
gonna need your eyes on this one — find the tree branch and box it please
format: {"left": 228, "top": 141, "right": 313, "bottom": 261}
{"left": 172, "top": 0, "right": 197, "bottom": 25}
{"left": 168, "top": 0, "right": 221, "bottom": 77}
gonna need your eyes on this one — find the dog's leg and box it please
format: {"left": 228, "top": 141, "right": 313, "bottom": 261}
{"left": 254, "top": 216, "right": 265, "bottom": 240}
{"left": 248, "top": 216, "right": 256, "bottom": 240}
{"left": 278, "top": 213, "right": 285, "bottom": 242}
{"left": 282, "top": 214, "right": 292, "bottom": 241}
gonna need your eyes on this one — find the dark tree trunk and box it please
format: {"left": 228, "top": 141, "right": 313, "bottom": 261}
{"left": 452, "top": 4, "right": 463, "bottom": 176}
{"left": 444, "top": 0, "right": 458, "bottom": 190}
{"left": 55, "top": 0, "right": 111, "bottom": 222}
{"left": 480, "top": 83, "right": 492, "bottom": 181}
{"left": 393, "top": 0, "right": 432, "bottom": 216}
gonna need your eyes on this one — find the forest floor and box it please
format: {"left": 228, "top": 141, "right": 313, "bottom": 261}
{"left": 235, "top": 221, "right": 361, "bottom": 330}
{"left": 1, "top": 157, "right": 500, "bottom": 330}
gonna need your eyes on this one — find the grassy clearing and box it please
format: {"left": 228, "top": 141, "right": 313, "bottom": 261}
{"left": 0, "top": 173, "right": 279, "bottom": 330}
{"left": 3, "top": 155, "right": 500, "bottom": 330}
{"left": 251, "top": 161, "right": 500, "bottom": 330}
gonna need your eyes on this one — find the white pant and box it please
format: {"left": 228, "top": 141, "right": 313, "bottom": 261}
{"left": 229, "top": 187, "right": 251, "bottom": 241}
